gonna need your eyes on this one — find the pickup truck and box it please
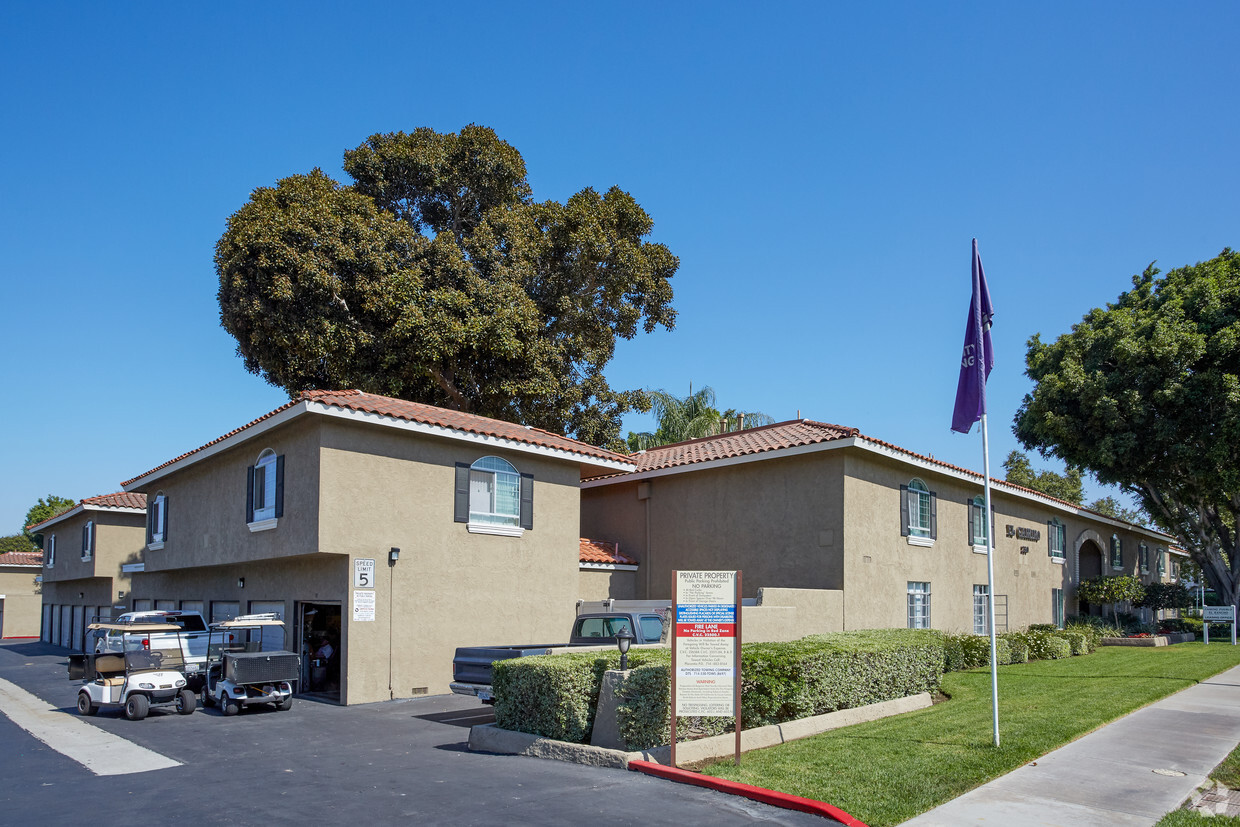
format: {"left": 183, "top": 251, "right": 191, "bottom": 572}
{"left": 450, "top": 611, "right": 667, "bottom": 704}
{"left": 93, "top": 611, "right": 211, "bottom": 689}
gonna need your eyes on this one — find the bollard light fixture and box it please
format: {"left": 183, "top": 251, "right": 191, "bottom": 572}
{"left": 615, "top": 625, "right": 635, "bottom": 671}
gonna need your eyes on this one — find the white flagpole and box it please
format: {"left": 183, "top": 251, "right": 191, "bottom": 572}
{"left": 981, "top": 412, "right": 1000, "bottom": 747}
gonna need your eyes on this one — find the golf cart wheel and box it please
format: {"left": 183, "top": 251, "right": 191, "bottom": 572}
{"left": 223, "top": 697, "right": 240, "bottom": 716}
{"left": 176, "top": 689, "right": 197, "bottom": 715}
{"left": 201, "top": 690, "right": 216, "bottom": 708}
{"left": 277, "top": 695, "right": 294, "bottom": 711}
{"left": 124, "top": 694, "right": 150, "bottom": 721}
{"left": 77, "top": 691, "right": 98, "bottom": 716}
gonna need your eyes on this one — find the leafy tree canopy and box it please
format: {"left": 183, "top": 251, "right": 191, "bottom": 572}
{"left": 625, "top": 384, "right": 774, "bottom": 451}
{"left": 217, "top": 125, "right": 678, "bottom": 450}
{"left": 0, "top": 534, "right": 36, "bottom": 555}
{"left": 1015, "top": 249, "right": 1240, "bottom": 605}
{"left": 24, "top": 494, "right": 75, "bottom": 543}
{"left": 1136, "top": 582, "right": 1192, "bottom": 614}
{"left": 1075, "top": 574, "right": 1145, "bottom": 626}
{"left": 1086, "top": 496, "right": 1147, "bottom": 525}
{"left": 1002, "top": 450, "right": 1084, "bottom": 504}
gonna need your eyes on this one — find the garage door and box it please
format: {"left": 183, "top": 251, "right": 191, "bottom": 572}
{"left": 42, "top": 605, "right": 52, "bottom": 643}
{"left": 72, "top": 605, "right": 85, "bottom": 651}
{"left": 59, "top": 605, "right": 71, "bottom": 648}
{"left": 249, "top": 601, "right": 286, "bottom": 650}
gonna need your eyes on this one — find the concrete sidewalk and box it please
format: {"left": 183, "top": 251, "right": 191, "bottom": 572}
{"left": 902, "top": 664, "right": 1240, "bottom": 826}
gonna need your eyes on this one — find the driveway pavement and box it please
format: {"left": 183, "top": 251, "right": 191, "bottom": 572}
{"left": 0, "top": 640, "right": 829, "bottom": 825}
{"left": 902, "top": 664, "right": 1240, "bottom": 826}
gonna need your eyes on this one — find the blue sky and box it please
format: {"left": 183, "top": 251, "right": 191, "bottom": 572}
{"left": 2, "top": 2, "right": 1237, "bottom": 532}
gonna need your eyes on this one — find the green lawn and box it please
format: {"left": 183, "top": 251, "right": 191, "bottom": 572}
{"left": 699, "top": 643, "right": 1240, "bottom": 827}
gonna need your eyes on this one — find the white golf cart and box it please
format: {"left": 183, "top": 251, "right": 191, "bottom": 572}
{"left": 69, "top": 621, "right": 197, "bottom": 720}
{"left": 201, "top": 613, "right": 300, "bottom": 715}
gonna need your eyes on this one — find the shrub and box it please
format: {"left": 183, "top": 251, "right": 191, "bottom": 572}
{"left": 942, "top": 633, "right": 1011, "bottom": 670}
{"left": 1022, "top": 629, "right": 1072, "bottom": 660}
{"left": 1027, "top": 623, "right": 1058, "bottom": 633}
{"left": 614, "top": 629, "right": 945, "bottom": 750}
{"left": 1000, "top": 632, "right": 1029, "bottom": 663}
{"left": 1057, "top": 630, "right": 1089, "bottom": 655}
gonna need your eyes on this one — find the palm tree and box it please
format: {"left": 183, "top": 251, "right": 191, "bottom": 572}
{"left": 626, "top": 384, "right": 774, "bottom": 451}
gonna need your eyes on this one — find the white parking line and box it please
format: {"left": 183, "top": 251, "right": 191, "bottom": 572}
{"left": 0, "top": 677, "right": 181, "bottom": 776}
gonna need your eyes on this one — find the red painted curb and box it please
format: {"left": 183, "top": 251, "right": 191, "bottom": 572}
{"left": 628, "top": 759, "right": 869, "bottom": 826}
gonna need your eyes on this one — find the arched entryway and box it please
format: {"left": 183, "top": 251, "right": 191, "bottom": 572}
{"left": 1075, "top": 529, "right": 1105, "bottom": 616}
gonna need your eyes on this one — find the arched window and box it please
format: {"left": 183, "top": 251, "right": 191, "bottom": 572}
{"left": 1110, "top": 534, "right": 1123, "bottom": 569}
{"left": 469, "top": 456, "right": 521, "bottom": 527}
{"left": 1047, "top": 518, "right": 1065, "bottom": 560}
{"left": 1139, "top": 543, "right": 1149, "bottom": 574}
{"left": 1157, "top": 548, "right": 1166, "bottom": 576}
{"left": 247, "top": 449, "right": 284, "bottom": 529}
{"left": 905, "top": 479, "right": 931, "bottom": 538}
{"left": 148, "top": 491, "right": 167, "bottom": 547}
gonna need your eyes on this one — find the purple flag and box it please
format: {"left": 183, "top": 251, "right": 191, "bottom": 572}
{"left": 951, "top": 239, "right": 994, "bottom": 434}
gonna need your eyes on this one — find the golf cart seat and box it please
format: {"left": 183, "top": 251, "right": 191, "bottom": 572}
{"left": 95, "top": 654, "right": 125, "bottom": 676}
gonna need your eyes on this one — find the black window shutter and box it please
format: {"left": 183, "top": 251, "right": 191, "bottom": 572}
{"left": 246, "top": 466, "right": 255, "bottom": 523}
{"left": 82, "top": 524, "right": 88, "bottom": 555}
{"left": 929, "top": 492, "right": 937, "bottom": 540}
{"left": 162, "top": 497, "right": 168, "bottom": 538}
{"left": 146, "top": 505, "right": 154, "bottom": 544}
{"left": 899, "top": 485, "right": 909, "bottom": 537}
{"left": 520, "top": 472, "right": 534, "bottom": 530}
{"left": 274, "top": 455, "right": 285, "bottom": 519}
{"left": 454, "top": 463, "right": 470, "bottom": 523}
{"left": 1047, "top": 520, "right": 1054, "bottom": 555}
{"left": 967, "top": 499, "right": 975, "bottom": 546}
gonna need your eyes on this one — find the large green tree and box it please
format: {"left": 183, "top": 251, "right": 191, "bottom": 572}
{"left": 24, "top": 494, "right": 75, "bottom": 545}
{"left": 1002, "top": 450, "right": 1084, "bottom": 504}
{"left": 0, "top": 534, "right": 36, "bottom": 555}
{"left": 625, "top": 384, "right": 774, "bottom": 451}
{"left": 1015, "top": 249, "right": 1240, "bottom": 607}
{"left": 217, "top": 125, "right": 678, "bottom": 449}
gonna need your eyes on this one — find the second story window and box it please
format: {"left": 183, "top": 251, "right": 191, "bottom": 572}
{"left": 82, "top": 521, "right": 95, "bottom": 562}
{"left": 1139, "top": 543, "right": 1150, "bottom": 574}
{"left": 147, "top": 493, "right": 167, "bottom": 548}
{"left": 46, "top": 534, "right": 56, "bottom": 568}
{"left": 455, "top": 456, "right": 533, "bottom": 535}
{"left": 969, "top": 496, "right": 989, "bottom": 550}
{"left": 247, "top": 450, "right": 284, "bottom": 530}
{"left": 1110, "top": 534, "right": 1123, "bottom": 569}
{"left": 900, "top": 479, "right": 936, "bottom": 545}
{"left": 1157, "top": 548, "right": 1166, "bottom": 576}
{"left": 1047, "top": 518, "right": 1065, "bottom": 560}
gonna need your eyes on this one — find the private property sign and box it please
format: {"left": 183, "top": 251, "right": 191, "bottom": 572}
{"left": 671, "top": 570, "right": 742, "bottom": 767}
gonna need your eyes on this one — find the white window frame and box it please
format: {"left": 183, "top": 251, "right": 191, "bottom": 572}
{"left": 468, "top": 456, "right": 523, "bottom": 536}
{"left": 1048, "top": 518, "right": 1065, "bottom": 562}
{"left": 907, "top": 582, "right": 931, "bottom": 629}
{"left": 906, "top": 479, "right": 931, "bottom": 540}
{"left": 973, "top": 584, "right": 990, "bottom": 635}
{"left": 970, "top": 496, "right": 989, "bottom": 553}
{"left": 1110, "top": 534, "right": 1123, "bottom": 570}
{"left": 248, "top": 449, "right": 279, "bottom": 532}
{"left": 82, "top": 521, "right": 94, "bottom": 562}
{"left": 46, "top": 534, "right": 56, "bottom": 568}
{"left": 148, "top": 492, "right": 166, "bottom": 550}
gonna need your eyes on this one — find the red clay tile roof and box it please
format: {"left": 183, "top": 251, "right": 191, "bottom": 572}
{"left": 579, "top": 539, "right": 636, "bottom": 566}
{"left": 0, "top": 551, "right": 43, "bottom": 567}
{"left": 82, "top": 492, "right": 146, "bottom": 510}
{"left": 25, "top": 491, "right": 149, "bottom": 531}
{"left": 123, "top": 390, "right": 633, "bottom": 487}
{"left": 628, "top": 419, "right": 860, "bottom": 473}
{"left": 613, "top": 419, "right": 1176, "bottom": 542}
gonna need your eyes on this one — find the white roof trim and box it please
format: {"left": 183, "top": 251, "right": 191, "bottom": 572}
{"left": 124, "top": 399, "right": 632, "bottom": 491}
{"left": 584, "top": 434, "right": 1176, "bottom": 544}
{"left": 579, "top": 562, "right": 640, "bottom": 572}
{"left": 28, "top": 502, "right": 148, "bottom": 531}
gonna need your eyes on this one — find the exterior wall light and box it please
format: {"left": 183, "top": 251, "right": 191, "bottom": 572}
{"left": 389, "top": 547, "right": 400, "bottom": 565}
{"left": 237, "top": 578, "right": 245, "bottom": 589}
{"left": 615, "top": 625, "right": 635, "bottom": 671}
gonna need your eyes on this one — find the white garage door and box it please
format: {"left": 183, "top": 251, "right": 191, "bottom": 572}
{"left": 249, "top": 601, "right": 286, "bottom": 650}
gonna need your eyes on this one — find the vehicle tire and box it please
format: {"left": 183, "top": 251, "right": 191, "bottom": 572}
{"left": 176, "top": 689, "right": 196, "bottom": 715}
{"left": 77, "top": 691, "right": 98, "bottom": 716}
{"left": 223, "top": 697, "right": 240, "bottom": 716}
{"left": 201, "top": 690, "right": 216, "bottom": 708}
{"left": 277, "top": 695, "right": 294, "bottom": 711}
{"left": 124, "top": 694, "right": 149, "bottom": 721}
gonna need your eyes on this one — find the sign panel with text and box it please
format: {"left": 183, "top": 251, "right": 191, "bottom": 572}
{"left": 673, "top": 570, "right": 739, "bottom": 717}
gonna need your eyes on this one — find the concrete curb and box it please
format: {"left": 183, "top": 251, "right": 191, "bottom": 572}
{"left": 468, "top": 692, "right": 932, "bottom": 769}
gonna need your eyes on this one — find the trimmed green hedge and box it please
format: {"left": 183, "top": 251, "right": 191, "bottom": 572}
{"left": 494, "top": 629, "right": 945, "bottom": 750}
{"left": 943, "top": 633, "right": 1011, "bottom": 669}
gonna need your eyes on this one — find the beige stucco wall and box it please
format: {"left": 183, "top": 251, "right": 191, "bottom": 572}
{"left": 316, "top": 418, "right": 584, "bottom": 703}
{"left": 0, "top": 567, "right": 42, "bottom": 637}
{"left": 743, "top": 587, "right": 844, "bottom": 641}
{"left": 840, "top": 449, "right": 1177, "bottom": 632}
{"left": 577, "top": 568, "right": 638, "bottom": 601}
{"left": 580, "top": 451, "right": 847, "bottom": 601}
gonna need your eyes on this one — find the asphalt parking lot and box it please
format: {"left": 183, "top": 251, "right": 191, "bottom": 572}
{"left": 0, "top": 641, "right": 830, "bottom": 825}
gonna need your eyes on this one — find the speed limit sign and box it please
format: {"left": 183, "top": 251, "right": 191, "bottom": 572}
{"left": 354, "top": 558, "right": 376, "bottom": 588}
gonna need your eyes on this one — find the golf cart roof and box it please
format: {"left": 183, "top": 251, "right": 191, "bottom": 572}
{"left": 212, "top": 613, "right": 285, "bottom": 628}
{"left": 87, "top": 621, "right": 182, "bottom": 633}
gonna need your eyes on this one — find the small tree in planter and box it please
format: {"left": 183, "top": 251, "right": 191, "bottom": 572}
{"left": 1137, "top": 582, "right": 1193, "bottom": 627}
{"left": 1076, "top": 575, "right": 1146, "bottom": 629}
